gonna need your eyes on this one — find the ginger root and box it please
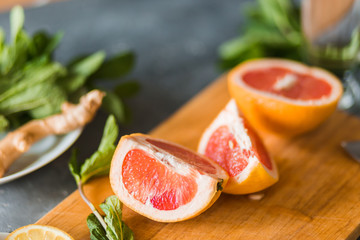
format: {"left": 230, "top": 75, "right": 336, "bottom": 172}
{"left": 0, "top": 89, "right": 105, "bottom": 178}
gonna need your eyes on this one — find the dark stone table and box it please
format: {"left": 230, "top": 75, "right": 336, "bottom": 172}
{"left": 0, "top": 0, "right": 246, "bottom": 232}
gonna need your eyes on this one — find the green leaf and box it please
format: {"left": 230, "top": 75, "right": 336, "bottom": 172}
{"left": 218, "top": 0, "right": 302, "bottom": 70}
{"left": 0, "top": 82, "right": 60, "bottom": 115}
{"left": 79, "top": 115, "right": 119, "bottom": 184}
{"left": 93, "top": 51, "right": 135, "bottom": 79}
{"left": 0, "top": 27, "right": 5, "bottom": 52}
{"left": 98, "top": 115, "right": 118, "bottom": 152}
{"left": 114, "top": 81, "right": 140, "bottom": 99}
{"left": 87, "top": 213, "right": 108, "bottom": 240}
{"left": 80, "top": 145, "right": 115, "bottom": 184}
{"left": 1, "top": 30, "right": 31, "bottom": 75}
{"left": 10, "top": 6, "right": 24, "bottom": 42}
{"left": 70, "top": 51, "right": 106, "bottom": 76}
{"left": 61, "top": 51, "right": 106, "bottom": 93}
{"left": 28, "top": 31, "right": 63, "bottom": 59}
{"left": 0, "top": 62, "right": 64, "bottom": 101}
{"left": 0, "top": 63, "right": 66, "bottom": 115}
{"left": 102, "top": 91, "right": 126, "bottom": 124}
{"left": 218, "top": 35, "right": 258, "bottom": 60}
{"left": 29, "top": 84, "right": 67, "bottom": 119}
{"left": 68, "top": 148, "right": 81, "bottom": 185}
{"left": 100, "top": 196, "right": 134, "bottom": 240}
{"left": 44, "top": 31, "right": 63, "bottom": 56}
{"left": 0, "top": 115, "right": 9, "bottom": 132}
{"left": 59, "top": 75, "right": 87, "bottom": 94}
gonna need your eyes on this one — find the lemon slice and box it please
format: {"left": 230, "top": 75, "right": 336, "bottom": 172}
{"left": 6, "top": 224, "right": 74, "bottom": 240}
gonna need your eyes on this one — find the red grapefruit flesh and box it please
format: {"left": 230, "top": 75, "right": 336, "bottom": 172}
{"left": 110, "top": 134, "right": 229, "bottom": 222}
{"left": 228, "top": 58, "right": 343, "bottom": 136}
{"left": 205, "top": 125, "right": 249, "bottom": 177}
{"left": 198, "top": 99, "right": 278, "bottom": 194}
{"left": 242, "top": 67, "right": 332, "bottom": 100}
{"left": 122, "top": 149, "right": 197, "bottom": 210}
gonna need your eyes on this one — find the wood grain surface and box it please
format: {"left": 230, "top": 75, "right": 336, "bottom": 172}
{"left": 37, "top": 75, "right": 360, "bottom": 239}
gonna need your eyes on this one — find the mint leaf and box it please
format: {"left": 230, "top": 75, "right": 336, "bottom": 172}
{"left": 29, "top": 83, "right": 67, "bottom": 119}
{"left": 70, "top": 51, "right": 105, "bottom": 76}
{"left": 28, "top": 31, "right": 63, "bottom": 59}
{"left": 98, "top": 115, "right": 118, "bottom": 152}
{"left": 100, "top": 196, "right": 134, "bottom": 240}
{"left": 68, "top": 116, "right": 134, "bottom": 240}
{"left": 102, "top": 91, "right": 127, "bottom": 124}
{"left": 10, "top": 6, "right": 24, "bottom": 42}
{"left": 114, "top": 81, "right": 140, "bottom": 99}
{"left": 80, "top": 147, "right": 116, "bottom": 184}
{"left": 87, "top": 213, "right": 108, "bottom": 240}
{"left": 69, "top": 148, "right": 81, "bottom": 185}
{"left": 93, "top": 51, "right": 135, "bottom": 79}
{"left": 61, "top": 51, "right": 106, "bottom": 93}
{"left": 218, "top": 0, "right": 302, "bottom": 70}
{"left": 79, "top": 115, "right": 118, "bottom": 184}
{"left": 0, "top": 115, "right": 9, "bottom": 132}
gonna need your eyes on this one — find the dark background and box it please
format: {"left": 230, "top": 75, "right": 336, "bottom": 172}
{"left": 0, "top": 0, "right": 248, "bottom": 232}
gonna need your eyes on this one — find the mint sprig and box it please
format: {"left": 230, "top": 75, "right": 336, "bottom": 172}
{"left": 69, "top": 115, "right": 134, "bottom": 240}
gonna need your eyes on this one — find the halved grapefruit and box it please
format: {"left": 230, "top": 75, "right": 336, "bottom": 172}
{"left": 228, "top": 58, "right": 343, "bottom": 136}
{"left": 198, "top": 99, "right": 278, "bottom": 194}
{"left": 110, "top": 134, "right": 229, "bottom": 222}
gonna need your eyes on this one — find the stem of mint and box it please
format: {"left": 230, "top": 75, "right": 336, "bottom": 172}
{"left": 78, "top": 181, "right": 107, "bottom": 230}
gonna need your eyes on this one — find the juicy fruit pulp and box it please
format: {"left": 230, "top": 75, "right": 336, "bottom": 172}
{"left": 110, "top": 134, "right": 229, "bottom": 222}
{"left": 205, "top": 126, "right": 249, "bottom": 177}
{"left": 122, "top": 149, "right": 197, "bottom": 211}
{"left": 205, "top": 124, "right": 272, "bottom": 178}
{"left": 243, "top": 67, "right": 332, "bottom": 100}
{"left": 198, "top": 99, "right": 278, "bottom": 194}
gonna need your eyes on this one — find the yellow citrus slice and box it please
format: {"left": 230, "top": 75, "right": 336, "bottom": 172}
{"left": 228, "top": 58, "right": 343, "bottom": 136}
{"left": 110, "top": 133, "right": 229, "bottom": 222}
{"left": 6, "top": 224, "right": 74, "bottom": 240}
{"left": 198, "top": 100, "right": 278, "bottom": 194}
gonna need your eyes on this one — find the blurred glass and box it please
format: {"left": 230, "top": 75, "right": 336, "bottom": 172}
{"left": 302, "top": 0, "right": 360, "bottom": 113}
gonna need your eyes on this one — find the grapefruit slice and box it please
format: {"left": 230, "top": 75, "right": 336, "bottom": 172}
{"left": 110, "top": 134, "right": 229, "bottom": 222}
{"left": 198, "top": 99, "right": 278, "bottom": 194}
{"left": 228, "top": 58, "right": 343, "bottom": 136}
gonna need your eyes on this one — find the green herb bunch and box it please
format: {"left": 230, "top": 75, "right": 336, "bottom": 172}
{"left": 0, "top": 6, "right": 139, "bottom": 131}
{"left": 219, "top": 0, "right": 302, "bottom": 70}
{"left": 69, "top": 115, "right": 134, "bottom": 240}
{"left": 218, "top": 0, "right": 360, "bottom": 71}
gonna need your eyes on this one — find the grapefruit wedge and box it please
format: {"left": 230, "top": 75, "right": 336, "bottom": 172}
{"left": 110, "top": 134, "right": 229, "bottom": 222}
{"left": 228, "top": 58, "right": 343, "bottom": 136}
{"left": 198, "top": 100, "right": 278, "bottom": 194}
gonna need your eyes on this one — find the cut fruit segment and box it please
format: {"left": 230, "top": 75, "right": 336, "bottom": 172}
{"left": 110, "top": 134, "right": 229, "bottom": 222}
{"left": 6, "top": 224, "right": 74, "bottom": 240}
{"left": 198, "top": 99, "right": 278, "bottom": 194}
{"left": 228, "top": 58, "right": 343, "bottom": 136}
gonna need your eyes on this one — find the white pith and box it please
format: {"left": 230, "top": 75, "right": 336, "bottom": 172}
{"left": 110, "top": 135, "right": 228, "bottom": 222}
{"left": 231, "top": 59, "right": 342, "bottom": 105}
{"left": 273, "top": 73, "right": 297, "bottom": 91}
{"left": 198, "top": 99, "right": 278, "bottom": 182}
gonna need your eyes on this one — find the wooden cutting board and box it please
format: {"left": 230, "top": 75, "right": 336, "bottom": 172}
{"left": 37, "top": 75, "right": 360, "bottom": 239}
